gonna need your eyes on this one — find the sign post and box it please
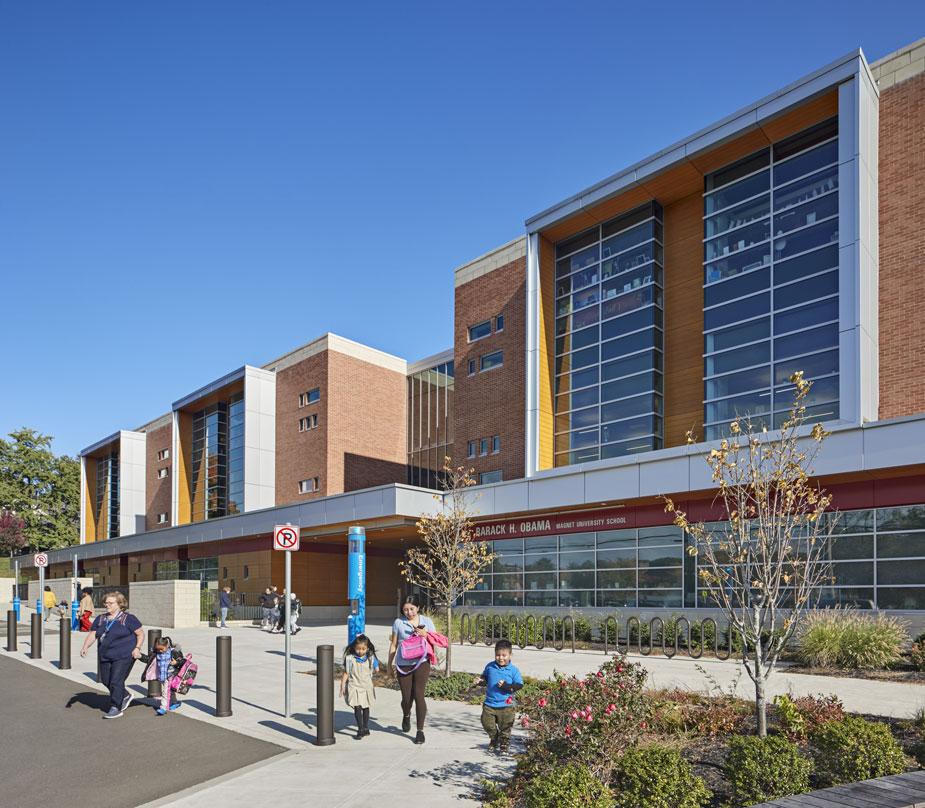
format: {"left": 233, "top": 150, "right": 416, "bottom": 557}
{"left": 12, "top": 558, "right": 20, "bottom": 622}
{"left": 35, "top": 552, "right": 49, "bottom": 653}
{"left": 71, "top": 554, "right": 79, "bottom": 631}
{"left": 347, "top": 526, "right": 366, "bottom": 644}
{"left": 273, "top": 524, "right": 300, "bottom": 718}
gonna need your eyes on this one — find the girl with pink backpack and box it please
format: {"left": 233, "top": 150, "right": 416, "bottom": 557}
{"left": 387, "top": 595, "right": 448, "bottom": 745}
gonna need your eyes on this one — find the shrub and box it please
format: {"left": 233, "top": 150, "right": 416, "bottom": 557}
{"left": 650, "top": 689, "right": 749, "bottom": 736}
{"left": 523, "top": 763, "right": 614, "bottom": 808}
{"left": 811, "top": 716, "right": 907, "bottom": 786}
{"left": 424, "top": 671, "right": 474, "bottom": 701}
{"left": 774, "top": 693, "right": 844, "bottom": 741}
{"left": 518, "top": 676, "right": 555, "bottom": 704}
{"left": 479, "top": 778, "right": 513, "bottom": 808}
{"left": 725, "top": 735, "right": 812, "bottom": 805}
{"left": 909, "top": 633, "right": 925, "bottom": 671}
{"left": 613, "top": 745, "right": 711, "bottom": 808}
{"left": 797, "top": 608, "right": 909, "bottom": 669}
{"left": 518, "top": 654, "right": 649, "bottom": 781}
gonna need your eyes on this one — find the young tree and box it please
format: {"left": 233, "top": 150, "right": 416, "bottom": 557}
{"left": 0, "top": 427, "right": 80, "bottom": 550}
{"left": 664, "top": 373, "right": 837, "bottom": 736}
{"left": 400, "top": 459, "right": 496, "bottom": 676}
{"left": 0, "top": 510, "right": 26, "bottom": 554}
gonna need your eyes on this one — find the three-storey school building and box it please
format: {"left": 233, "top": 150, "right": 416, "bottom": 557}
{"left": 31, "top": 39, "right": 925, "bottom": 623}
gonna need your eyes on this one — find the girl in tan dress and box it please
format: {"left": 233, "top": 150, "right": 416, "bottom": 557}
{"left": 340, "top": 634, "right": 379, "bottom": 739}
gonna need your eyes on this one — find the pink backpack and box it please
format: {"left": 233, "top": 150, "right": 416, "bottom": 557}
{"left": 168, "top": 654, "right": 198, "bottom": 694}
{"left": 400, "top": 633, "right": 428, "bottom": 661}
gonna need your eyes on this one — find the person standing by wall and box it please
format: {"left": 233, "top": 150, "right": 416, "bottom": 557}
{"left": 387, "top": 594, "right": 435, "bottom": 744}
{"left": 218, "top": 586, "right": 231, "bottom": 629}
{"left": 259, "top": 587, "right": 274, "bottom": 629}
{"left": 79, "top": 591, "right": 144, "bottom": 719}
{"left": 42, "top": 586, "right": 57, "bottom": 621}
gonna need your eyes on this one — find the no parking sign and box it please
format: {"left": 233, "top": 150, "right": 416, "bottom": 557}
{"left": 273, "top": 524, "right": 300, "bottom": 552}
{"left": 34, "top": 553, "right": 48, "bottom": 568}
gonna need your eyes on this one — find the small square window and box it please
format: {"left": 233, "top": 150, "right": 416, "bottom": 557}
{"left": 479, "top": 438, "right": 489, "bottom": 456}
{"left": 157, "top": 449, "right": 170, "bottom": 461}
{"left": 157, "top": 513, "right": 168, "bottom": 524}
{"left": 468, "top": 320, "right": 491, "bottom": 342}
{"left": 243, "top": 565, "right": 249, "bottom": 579}
{"left": 479, "top": 470, "right": 503, "bottom": 485}
{"left": 492, "top": 435, "right": 500, "bottom": 453}
{"left": 157, "top": 467, "right": 169, "bottom": 479}
{"left": 311, "top": 413, "right": 318, "bottom": 428}
{"left": 495, "top": 314, "right": 504, "bottom": 332}
{"left": 467, "top": 441, "right": 476, "bottom": 458}
{"left": 222, "top": 567, "right": 228, "bottom": 579}
{"left": 468, "top": 359, "right": 476, "bottom": 376}
{"left": 480, "top": 351, "right": 503, "bottom": 372}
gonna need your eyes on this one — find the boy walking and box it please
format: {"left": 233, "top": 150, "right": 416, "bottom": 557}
{"left": 474, "top": 639, "right": 523, "bottom": 754}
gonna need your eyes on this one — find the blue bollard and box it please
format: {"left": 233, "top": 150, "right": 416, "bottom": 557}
{"left": 36, "top": 598, "right": 42, "bottom": 617}
{"left": 71, "top": 599, "right": 79, "bottom": 631}
{"left": 12, "top": 596, "right": 20, "bottom": 622}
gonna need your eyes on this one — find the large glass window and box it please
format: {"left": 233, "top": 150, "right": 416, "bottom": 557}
{"left": 406, "top": 359, "right": 455, "bottom": 489}
{"left": 190, "top": 392, "right": 245, "bottom": 521}
{"left": 95, "top": 451, "right": 119, "bottom": 539}
{"left": 702, "top": 119, "right": 839, "bottom": 441}
{"left": 460, "top": 503, "right": 925, "bottom": 611}
{"left": 554, "top": 202, "right": 664, "bottom": 467}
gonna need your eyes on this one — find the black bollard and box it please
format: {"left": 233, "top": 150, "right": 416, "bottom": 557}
{"left": 30, "top": 613, "right": 41, "bottom": 659}
{"left": 147, "top": 629, "right": 162, "bottom": 700}
{"left": 315, "top": 644, "right": 335, "bottom": 746}
{"left": 6, "top": 610, "right": 16, "bottom": 652}
{"left": 216, "top": 635, "right": 232, "bottom": 717}
{"left": 59, "top": 618, "right": 71, "bottom": 670}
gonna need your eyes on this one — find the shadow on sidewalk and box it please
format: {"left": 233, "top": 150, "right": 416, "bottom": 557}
{"left": 259, "top": 719, "right": 316, "bottom": 744}
{"left": 65, "top": 691, "right": 109, "bottom": 711}
{"left": 408, "top": 758, "right": 509, "bottom": 799}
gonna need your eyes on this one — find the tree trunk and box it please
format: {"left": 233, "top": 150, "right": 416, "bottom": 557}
{"left": 754, "top": 657, "right": 767, "bottom": 737}
{"left": 445, "top": 604, "right": 453, "bottom": 677}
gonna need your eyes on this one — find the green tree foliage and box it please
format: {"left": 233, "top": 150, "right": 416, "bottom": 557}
{"left": 0, "top": 428, "right": 80, "bottom": 551}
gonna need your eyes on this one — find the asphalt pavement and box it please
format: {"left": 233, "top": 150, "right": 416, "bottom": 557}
{"left": 0, "top": 654, "right": 286, "bottom": 808}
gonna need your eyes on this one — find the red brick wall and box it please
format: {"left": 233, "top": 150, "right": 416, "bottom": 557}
{"left": 144, "top": 422, "right": 173, "bottom": 531}
{"left": 879, "top": 72, "right": 925, "bottom": 419}
{"left": 274, "top": 352, "right": 329, "bottom": 504}
{"left": 327, "top": 351, "right": 407, "bottom": 492}
{"left": 454, "top": 257, "right": 526, "bottom": 482}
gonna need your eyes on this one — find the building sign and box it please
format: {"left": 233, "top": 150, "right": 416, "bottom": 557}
{"left": 472, "top": 506, "right": 636, "bottom": 540}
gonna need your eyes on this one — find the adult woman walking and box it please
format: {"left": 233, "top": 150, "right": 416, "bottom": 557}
{"left": 78, "top": 587, "right": 94, "bottom": 632}
{"left": 79, "top": 591, "right": 144, "bottom": 719}
{"left": 388, "top": 594, "right": 435, "bottom": 744}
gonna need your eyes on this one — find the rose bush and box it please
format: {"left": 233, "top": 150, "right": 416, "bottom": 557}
{"left": 517, "top": 654, "right": 650, "bottom": 780}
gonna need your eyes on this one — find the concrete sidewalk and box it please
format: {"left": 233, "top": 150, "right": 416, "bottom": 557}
{"left": 4, "top": 619, "right": 925, "bottom": 807}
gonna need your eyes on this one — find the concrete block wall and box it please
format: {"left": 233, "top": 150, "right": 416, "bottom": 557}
{"left": 0, "top": 578, "right": 15, "bottom": 605}
{"left": 128, "top": 579, "right": 201, "bottom": 628}
{"left": 27, "top": 577, "right": 93, "bottom": 606}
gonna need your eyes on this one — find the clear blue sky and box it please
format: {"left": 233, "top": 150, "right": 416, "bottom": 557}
{"left": 1, "top": 1, "right": 921, "bottom": 457}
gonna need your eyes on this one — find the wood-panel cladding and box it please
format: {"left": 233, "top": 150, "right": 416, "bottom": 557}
{"left": 83, "top": 458, "right": 98, "bottom": 542}
{"left": 663, "top": 192, "right": 706, "bottom": 446}
{"left": 176, "top": 410, "right": 192, "bottom": 525}
{"left": 538, "top": 234, "right": 556, "bottom": 470}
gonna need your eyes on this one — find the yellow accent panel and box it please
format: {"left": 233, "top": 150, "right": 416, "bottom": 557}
{"left": 177, "top": 410, "right": 192, "bottom": 525}
{"left": 83, "top": 459, "right": 98, "bottom": 543}
{"left": 537, "top": 234, "right": 556, "bottom": 470}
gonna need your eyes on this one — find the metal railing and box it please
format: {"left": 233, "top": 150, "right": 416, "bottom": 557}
{"left": 200, "top": 591, "right": 264, "bottom": 622}
{"left": 459, "top": 612, "right": 740, "bottom": 660}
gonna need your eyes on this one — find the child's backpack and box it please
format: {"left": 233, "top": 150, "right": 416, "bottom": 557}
{"left": 168, "top": 653, "right": 198, "bottom": 694}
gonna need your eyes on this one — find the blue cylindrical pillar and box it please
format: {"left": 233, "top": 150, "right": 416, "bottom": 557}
{"left": 347, "top": 526, "right": 366, "bottom": 644}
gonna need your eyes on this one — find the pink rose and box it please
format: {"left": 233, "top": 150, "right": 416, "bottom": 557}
{"left": 538, "top": 698, "right": 547, "bottom": 708}
{"left": 609, "top": 703, "right": 617, "bottom": 711}
{"left": 596, "top": 671, "right": 604, "bottom": 678}
{"left": 505, "top": 696, "right": 513, "bottom": 705}
{"left": 585, "top": 713, "right": 593, "bottom": 722}
{"left": 570, "top": 711, "right": 579, "bottom": 719}
{"left": 639, "top": 721, "right": 648, "bottom": 730}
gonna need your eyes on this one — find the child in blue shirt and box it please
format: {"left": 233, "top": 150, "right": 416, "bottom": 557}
{"left": 473, "top": 639, "right": 523, "bottom": 754}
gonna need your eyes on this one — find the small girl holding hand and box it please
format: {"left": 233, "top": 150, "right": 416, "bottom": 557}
{"left": 340, "top": 634, "right": 379, "bottom": 739}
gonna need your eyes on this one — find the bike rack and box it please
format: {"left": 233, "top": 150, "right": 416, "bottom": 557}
{"left": 562, "top": 615, "right": 576, "bottom": 653}
{"left": 601, "top": 616, "right": 619, "bottom": 656}
{"left": 459, "top": 612, "right": 472, "bottom": 645}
